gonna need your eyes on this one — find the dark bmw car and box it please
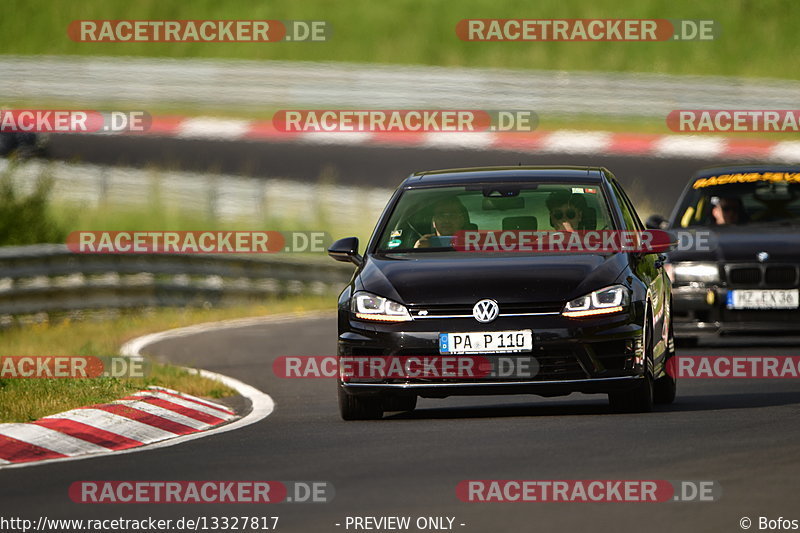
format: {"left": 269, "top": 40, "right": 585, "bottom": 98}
{"left": 647, "top": 165, "right": 800, "bottom": 344}
{"left": 328, "top": 166, "right": 675, "bottom": 419}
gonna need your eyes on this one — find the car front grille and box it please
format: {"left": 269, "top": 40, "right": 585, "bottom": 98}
{"left": 534, "top": 351, "right": 588, "bottom": 380}
{"left": 725, "top": 264, "right": 800, "bottom": 288}
{"left": 765, "top": 266, "right": 798, "bottom": 285}
{"left": 389, "top": 348, "right": 588, "bottom": 381}
{"left": 728, "top": 267, "right": 761, "bottom": 285}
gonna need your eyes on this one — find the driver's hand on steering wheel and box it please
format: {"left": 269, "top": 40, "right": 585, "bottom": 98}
{"left": 414, "top": 233, "right": 436, "bottom": 248}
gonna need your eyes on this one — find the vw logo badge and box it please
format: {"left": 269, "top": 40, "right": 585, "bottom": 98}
{"left": 472, "top": 299, "right": 499, "bottom": 323}
{"left": 757, "top": 251, "right": 769, "bottom": 262}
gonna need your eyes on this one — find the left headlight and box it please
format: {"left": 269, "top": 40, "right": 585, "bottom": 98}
{"left": 351, "top": 291, "right": 412, "bottom": 322}
{"left": 669, "top": 262, "right": 719, "bottom": 283}
{"left": 562, "top": 285, "right": 629, "bottom": 318}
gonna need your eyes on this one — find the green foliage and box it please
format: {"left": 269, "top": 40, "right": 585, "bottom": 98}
{"left": 0, "top": 0, "right": 797, "bottom": 79}
{"left": 0, "top": 168, "right": 67, "bottom": 246}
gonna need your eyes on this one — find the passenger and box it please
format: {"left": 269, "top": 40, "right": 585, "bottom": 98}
{"left": 546, "top": 190, "right": 587, "bottom": 232}
{"left": 750, "top": 193, "right": 796, "bottom": 223}
{"left": 414, "top": 197, "right": 470, "bottom": 248}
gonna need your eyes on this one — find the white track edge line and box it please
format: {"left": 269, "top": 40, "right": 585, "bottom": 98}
{"left": 0, "top": 310, "right": 333, "bottom": 470}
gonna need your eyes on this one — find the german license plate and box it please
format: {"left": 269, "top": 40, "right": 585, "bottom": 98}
{"left": 439, "top": 330, "right": 533, "bottom": 354}
{"left": 726, "top": 289, "right": 800, "bottom": 310}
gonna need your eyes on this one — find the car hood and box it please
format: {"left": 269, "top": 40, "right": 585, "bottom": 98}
{"left": 669, "top": 227, "right": 800, "bottom": 263}
{"left": 356, "top": 252, "right": 629, "bottom": 306}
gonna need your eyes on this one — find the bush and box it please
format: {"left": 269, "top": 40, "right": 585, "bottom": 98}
{"left": 0, "top": 168, "right": 67, "bottom": 245}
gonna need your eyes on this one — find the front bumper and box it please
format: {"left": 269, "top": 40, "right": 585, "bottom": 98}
{"left": 337, "top": 306, "right": 647, "bottom": 399}
{"left": 673, "top": 285, "right": 800, "bottom": 336}
{"left": 342, "top": 376, "right": 645, "bottom": 398}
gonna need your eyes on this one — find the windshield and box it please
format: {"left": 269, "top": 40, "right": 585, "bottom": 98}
{"left": 374, "top": 183, "right": 615, "bottom": 254}
{"left": 674, "top": 172, "right": 800, "bottom": 228}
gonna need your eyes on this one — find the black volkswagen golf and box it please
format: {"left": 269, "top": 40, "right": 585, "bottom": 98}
{"left": 328, "top": 166, "right": 675, "bottom": 419}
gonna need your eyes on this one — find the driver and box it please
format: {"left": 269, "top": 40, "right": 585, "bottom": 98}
{"left": 710, "top": 196, "right": 745, "bottom": 225}
{"left": 414, "top": 197, "right": 470, "bottom": 248}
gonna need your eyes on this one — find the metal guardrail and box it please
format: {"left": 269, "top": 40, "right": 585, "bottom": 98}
{"left": 3, "top": 55, "right": 800, "bottom": 118}
{"left": 0, "top": 244, "right": 353, "bottom": 318}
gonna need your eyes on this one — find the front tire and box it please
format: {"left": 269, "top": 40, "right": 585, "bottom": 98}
{"left": 609, "top": 311, "right": 655, "bottom": 413}
{"left": 609, "top": 372, "right": 654, "bottom": 413}
{"left": 653, "top": 373, "right": 676, "bottom": 404}
{"left": 337, "top": 382, "right": 383, "bottom": 420}
{"left": 655, "top": 313, "right": 677, "bottom": 404}
{"left": 382, "top": 394, "right": 417, "bottom": 413}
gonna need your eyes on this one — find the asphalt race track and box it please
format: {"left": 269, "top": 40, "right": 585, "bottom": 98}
{"left": 43, "top": 133, "right": 758, "bottom": 216}
{"left": 2, "top": 314, "right": 799, "bottom": 532}
{"left": 4, "top": 135, "right": 797, "bottom": 531}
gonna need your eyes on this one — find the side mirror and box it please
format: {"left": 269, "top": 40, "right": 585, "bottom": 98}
{"left": 328, "top": 237, "right": 362, "bottom": 266}
{"left": 645, "top": 214, "right": 668, "bottom": 230}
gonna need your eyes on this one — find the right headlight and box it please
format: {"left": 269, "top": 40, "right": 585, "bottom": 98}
{"left": 670, "top": 262, "right": 720, "bottom": 283}
{"left": 351, "top": 291, "right": 412, "bottom": 322}
{"left": 562, "top": 285, "right": 629, "bottom": 318}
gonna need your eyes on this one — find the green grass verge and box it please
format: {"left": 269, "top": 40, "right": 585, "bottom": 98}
{"left": 48, "top": 200, "right": 377, "bottom": 256}
{"left": 0, "top": 296, "right": 334, "bottom": 422}
{"left": 1, "top": 0, "right": 798, "bottom": 80}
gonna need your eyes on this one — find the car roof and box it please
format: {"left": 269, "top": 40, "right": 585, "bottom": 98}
{"left": 694, "top": 164, "right": 800, "bottom": 178}
{"left": 402, "top": 166, "right": 608, "bottom": 187}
